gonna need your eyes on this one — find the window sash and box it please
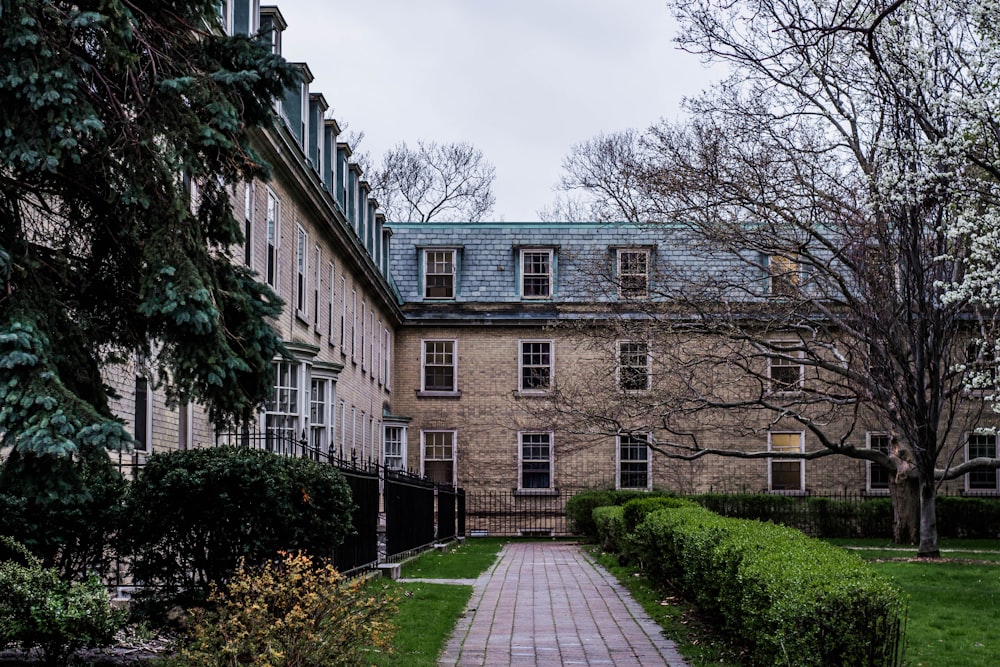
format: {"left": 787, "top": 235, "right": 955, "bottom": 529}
{"left": 618, "top": 249, "right": 649, "bottom": 298}
{"left": 424, "top": 250, "right": 456, "bottom": 299}
{"left": 618, "top": 341, "right": 650, "bottom": 391}
{"left": 769, "top": 342, "right": 803, "bottom": 392}
{"left": 520, "top": 433, "right": 552, "bottom": 489}
{"left": 618, "top": 434, "right": 650, "bottom": 489}
{"left": 423, "top": 340, "right": 456, "bottom": 391}
{"left": 868, "top": 433, "right": 891, "bottom": 490}
{"left": 522, "top": 250, "right": 552, "bottom": 298}
{"left": 769, "top": 432, "right": 803, "bottom": 492}
{"left": 520, "top": 341, "right": 552, "bottom": 391}
{"left": 968, "top": 434, "right": 998, "bottom": 490}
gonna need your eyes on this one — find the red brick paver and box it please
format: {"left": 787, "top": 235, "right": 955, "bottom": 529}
{"left": 438, "top": 542, "right": 689, "bottom": 666}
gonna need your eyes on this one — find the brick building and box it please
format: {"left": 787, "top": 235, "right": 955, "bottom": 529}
{"left": 107, "top": 2, "right": 998, "bottom": 502}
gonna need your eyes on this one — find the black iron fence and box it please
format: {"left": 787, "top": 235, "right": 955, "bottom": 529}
{"left": 464, "top": 490, "right": 569, "bottom": 537}
{"left": 384, "top": 469, "right": 436, "bottom": 558}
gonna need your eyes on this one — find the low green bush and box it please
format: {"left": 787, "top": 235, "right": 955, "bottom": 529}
{"left": 632, "top": 507, "right": 905, "bottom": 666}
{"left": 0, "top": 536, "right": 124, "bottom": 667}
{"left": 565, "top": 489, "right": 670, "bottom": 537}
{"left": 593, "top": 506, "right": 625, "bottom": 553}
{"left": 937, "top": 497, "right": 1000, "bottom": 538}
{"left": 119, "top": 447, "right": 355, "bottom": 620}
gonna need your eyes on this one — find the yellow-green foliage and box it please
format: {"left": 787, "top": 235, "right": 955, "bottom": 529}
{"left": 593, "top": 505, "right": 625, "bottom": 552}
{"left": 168, "top": 552, "right": 398, "bottom": 667}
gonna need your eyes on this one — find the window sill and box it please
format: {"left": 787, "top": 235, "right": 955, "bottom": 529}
{"left": 767, "top": 489, "right": 808, "bottom": 496}
{"left": 515, "top": 390, "right": 551, "bottom": 398}
{"left": 416, "top": 390, "right": 462, "bottom": 399}
{"left": 862, "top": 489, "right": 890, "bottom": 497}
{"left": 514, "top": 488, "right": 559, "bottom": 497}
{"left": 961, "top": 490, "right": 1000, "bottom": 497}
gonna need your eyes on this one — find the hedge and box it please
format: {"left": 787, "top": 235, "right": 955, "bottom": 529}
{"left": 119, "top": 447, "right": 355, "bottom": 616}
{"left": 631, "top": 506, "right": 905, "bottom": 666}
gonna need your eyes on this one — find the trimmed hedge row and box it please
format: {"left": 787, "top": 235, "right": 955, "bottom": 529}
{"left": 570, "top": 489, "right": 1000, "bottom": 539}
{"left": 595, "top": 498, "right": 906, "bottom": 666}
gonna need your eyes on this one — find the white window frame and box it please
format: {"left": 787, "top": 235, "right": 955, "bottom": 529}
{"left": 768, "top": 432, "right": 805, "bottom": 493}
{"left": 327, "top": 261, "right": 335, "bottom": 342}
{"left": 313, "top": 245, "right": 321, "bottom": 331}
{"left": 518, "top": 431, "right": 554, "bottom": 491}
{"left": 384, "top": 328, "right": 392, "bottom": 390}
{"left": 520, "top": 248, "right": 553, "bottom": 299}
{"left": 617, "top": 340, "right": 651, "bottom": 392}
{"left": 866, "top": 432, "right": 891, "bottom": 493}
{"left": 384, "top": 425, "right": 407, "bottom": 470}
{"left": 340, "top": 277, "right": 347, "bottom": 350}
{"left": 133, "top": 374, "right": 152, "bottom": 453}
{"left": 965, "top": 432, "right": 999, "bottom": 493}
{"left": 309, "top": 377, "right": 333, "bottom": 460}
{"left": 518, "top": 339, "right": 553, "bottom": 393}
{"left": 768, "top": 340, "right": 803, "bottom": 393}
{"left": 242, "top": 180, "right": 254, "bottom": 268}
{"left": 424, "top": 248, "right": 457, "bottom": 299}
{"left": 266, "top": 361, "right": 304, "bottom": 456}
{"left": 421, "top": 430, "right": 457, "bottom": 486}
{"left": 617, "top": 248, "right": 650, "bottom": 299}
{"left": 421, "top": 339, "right": 458, "bottom": 393}
{"left": 265, "top": 189, "right": 280, "bottom": 289}
{"left": 360, "top": 300, "right": 367, "bottom": 369}
{"left": 768, "top": 253, "right": 800, "bottom": 297}
{"left": 351, "top": 290, "right": 357, "bottom": 362}
{"left": 616, "top": 433, "right": 652, "bottom": 490}
{"left": 295, "top": 225, "right": 308, "bottom": 318}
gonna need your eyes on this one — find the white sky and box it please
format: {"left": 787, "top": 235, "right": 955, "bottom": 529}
{"left": 277, "top": 0, "right": 723, "bottom": 221}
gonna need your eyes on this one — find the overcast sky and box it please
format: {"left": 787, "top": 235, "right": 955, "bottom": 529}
{"left": 277, "top": 0, "right": 724, "bottom": 221}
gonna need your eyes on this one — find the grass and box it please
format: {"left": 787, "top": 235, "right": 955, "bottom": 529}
{"left": 401, "top": 537, "right": 506, "bottom": 579}
{"left": 369, "top": 537, "right": 505, "bottom": 665}
{"left": 871, "top": 561, "right": 1000, "bottom": 667}
{"left": 368, "top": 580, "right": 474, "bottom": 667}
{"left": 589, "top": 539, "right": 1000, "bottom": 667}
{"left": 586, "top": 547, "right": 744, "bottom": 667}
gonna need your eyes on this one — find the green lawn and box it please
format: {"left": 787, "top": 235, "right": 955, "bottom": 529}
{"left": 369, "top": 538, "right": 505, "bottom": 665}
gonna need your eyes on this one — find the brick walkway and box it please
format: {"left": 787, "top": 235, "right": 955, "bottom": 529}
{"left": 436, "top": 542, "right": 690, "bottom": 666}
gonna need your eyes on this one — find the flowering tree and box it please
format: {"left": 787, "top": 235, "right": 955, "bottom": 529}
{"left": 543, "top": 0, "right": 1000, "bottom": 556}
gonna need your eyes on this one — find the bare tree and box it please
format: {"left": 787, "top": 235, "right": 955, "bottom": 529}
{"left": 538, "top": 0, "right": 1000, "bottom": 557}
{"left": 369, "top": 140, "right": 496, "bottom": 222}
{"left": 542, "top": 129, "right": 656, "bottom": 222}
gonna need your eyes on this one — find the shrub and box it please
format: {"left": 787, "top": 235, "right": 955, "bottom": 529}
{"left": 165, "top": 551, "right": 397, "bottom": 667}
{"left": 937, "top": 497, "right": 1000, "bottom": 538}
{"left": 631, "top": 507, "right": 905, "bottom": 666}
{"left": 0, "top": 449, "right": 126, "bottom": 580}
{"left": 593, "top": 506, "right": 625, "bottom": 553}
{"left": 565, "top": 488, "right": 666, "bottom": 537}
{"left": 119, "top": 447, "right": 355, "bottom": 617}
{"left": 0, "top": 536, "right": 124, "bottom": 667}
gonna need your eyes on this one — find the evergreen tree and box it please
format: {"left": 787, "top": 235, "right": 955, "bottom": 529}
{"left": 0, "top": 0, "right": 297, "bottom": 564}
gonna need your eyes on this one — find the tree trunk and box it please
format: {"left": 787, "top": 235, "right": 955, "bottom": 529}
{"left": 889, "top": 472, "right": 919, "bottom": 545}
{"left": 917, "top": 479, "right": 940, "bottom": 558}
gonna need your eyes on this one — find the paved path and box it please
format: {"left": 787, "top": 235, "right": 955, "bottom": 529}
{"left": 434, "top": 542, "right": 689, "bottom": 667}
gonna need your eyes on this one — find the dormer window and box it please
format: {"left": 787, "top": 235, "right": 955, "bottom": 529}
{"left": 521, "top": 249, "right": 553, "bottom": 299}
{"left": 618, "top": 248, "right": 649, "bottom": 298}
{"left": 424, "top": 249, "right": 457, "bottom": 299}
{"left": 768, "top": 253, "right": 800, "bottom": 297}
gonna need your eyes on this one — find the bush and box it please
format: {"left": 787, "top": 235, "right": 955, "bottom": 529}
{"left": 165, "top": 551, "right": 397, "bottom": 667}
{"left": 632, "top": 507, "right": 906, "bottom": 666}
{"left": 593, "top": 506, "right": 625, "bottom": 553}
{"left": 0, "top": 449, "right": 126, "bottom": 580}
{"left": 119, "top": 447, "right": 355, "bottom": 617}
{"left": 937, "top": 497, "right": 1000, "bottom": 538}
{"left": 565, "top": 489, "right": 665, "bottom": 537}
{"left": 0, "top": 536, "right": 124, "bottom": 667}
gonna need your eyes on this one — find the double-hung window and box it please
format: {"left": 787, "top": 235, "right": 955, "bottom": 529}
{"left": 618, "top": 248, "right": 650, "bottom": 298}
{"left": 133, "top": 375, "right": 151, "bottom": 453}
{"left": 266, "top": 361, "right": 301, "bottom": 456}
{"left": 618, "top": 341, "right": 650, "bottom": 391}
{"left": 422, "top": 340, "right": 457, "bottom": 393}
{"left": 618, "top": 433, "right": 651, "bottom": 490}
{"left": 867, "top": 433, "right": 891, "bottom": 492}
{"left": 519, "top": 340, "right": 553, "bottom": 393}
{"left": 242, "top": 181, "right": 254, "bottom": 267}
{"left": 967, "top": 433, "right": 998, "bottom": 492}
{"left": 313, "top": 246, "right": 321, "bottom": 330}
{"left": 309, "top": 378, "right": 332, "bottom": 460}
{"left": 424, "top": 249, "right": 456, "bottom": 299}
{"left": 768, "top": 253, "right": 800, "bottom": 297}
{"left": 295, "top": 225, "right": 308, "bottom": 317}
{"left": 423, "top": 430, "right": 455, "bottom": 485}
{"left": 519, "top": 432, "right": 553, "bottom": 490}
{"left": 768, "top": 341, "right": 803, "bottom": 393}
{"left": 521, "top": 249, "right": 553, "bottom": 299}
{"left": 769, "top": 432, "right": 804, "bottom": 492}
{"left": 265, "top": 189, "right": 280, "bottom": 289}
{"left": 384, "top": 425, "right": 407, "bottom": 470}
